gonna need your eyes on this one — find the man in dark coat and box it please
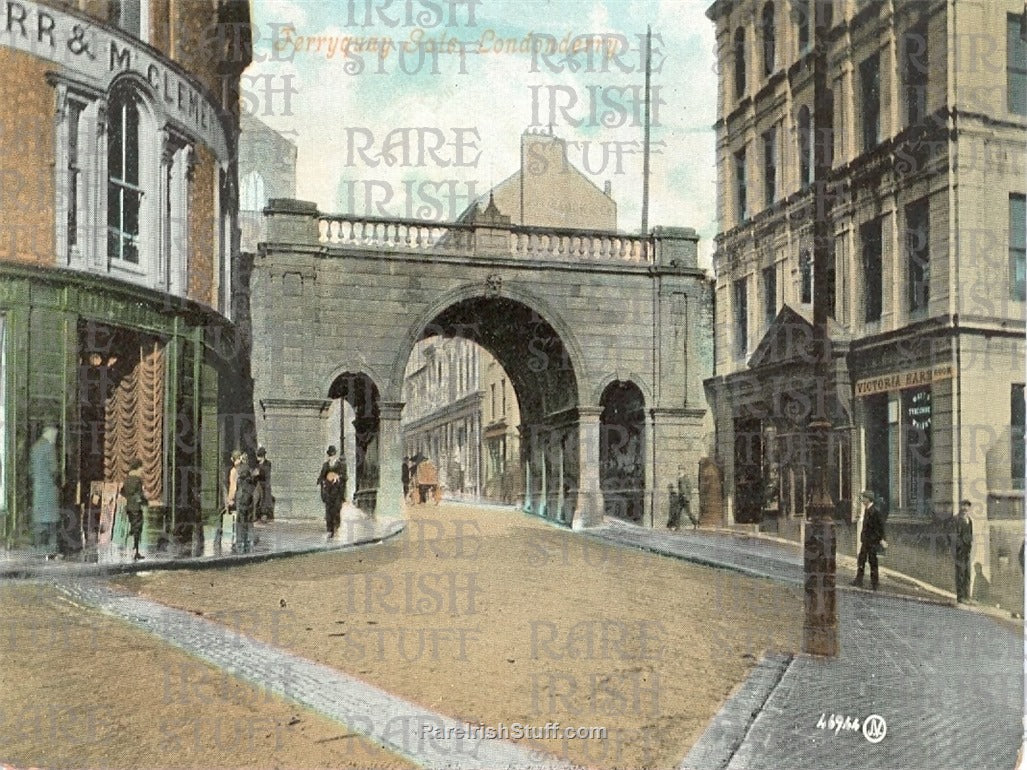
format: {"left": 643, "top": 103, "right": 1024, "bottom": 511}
{"left": 952, "top": 500, "right": 974, "bottom": 603}
{"left": 852, "top": 490, "right": 885, "bottom": 590}
{"left": 231, "top": 451, "right": 256, "bottom": 552}
{"left": 317, "top": 446, "right": 347, "bottom": 539}
{"left": 253, "top": 447, "right": 274, "bottom": 522}
{"left": 121, "top": 457, "right": 146, "bottom": 560}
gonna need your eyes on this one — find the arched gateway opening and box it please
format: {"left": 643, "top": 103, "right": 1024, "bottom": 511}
{"left": 326, "top": 373, "right": 380, "bottom": 514}
{"left": 402, "top": 296, "right": 586, "bottom": 523}
{"left": 599, "top": 381, "right": 646, "bottom": 522}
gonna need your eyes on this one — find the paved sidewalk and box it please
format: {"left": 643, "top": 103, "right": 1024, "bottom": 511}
{"left": 584, "top": 518, "right": 1024, "bottom": 770}
{"left": 54, "top": 578, "right": 580, "bottom": 770}
{"left": 0, "top": 505, "right": 404, "bottom": 579}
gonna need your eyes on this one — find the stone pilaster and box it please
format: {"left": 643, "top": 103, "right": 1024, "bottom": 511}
{"left": 259, "top": 398, "right": 331, "bottom": 519}
{"left": 573, "top": 407, "right": 604, "bottom": 529}
{"left": 376, "top": 402, "right": 405, "bottom": 519}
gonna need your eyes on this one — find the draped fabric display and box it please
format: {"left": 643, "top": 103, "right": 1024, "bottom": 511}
{"left": 103, "top": 341, "right": 165, "bottom": 503}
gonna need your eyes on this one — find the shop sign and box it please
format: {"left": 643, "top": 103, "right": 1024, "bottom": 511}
{"left": 2, "top": 0, "right": 228, "bottom": 158}
{"left": 854, "top": 364, "right": 954, "bottom": 398}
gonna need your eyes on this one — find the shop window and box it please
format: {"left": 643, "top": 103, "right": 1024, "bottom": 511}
{"left": 861, "top": 218, "right": 883, "bottom": 322}
{"left": 761, "top": 2, "right": 776, "bottom": 76}
{"left": 763, "top": 264, "right": 776, "bottom": 326}
{"left": 1011, "top": 193, "right": 1026, "bottom": 302}
{"left": 734, "top": 27, "right": 746, "bottom": 100}
{"left": 762, "top": 126, "right": 776, "bottom": 208}
{"left": 1008, "top": 14, "right": 1027, "bottom": 116}
{"left": 906, "top": 198, "right": 930, "bottom": 313}
{"left": 0, "top": 316, "right": 6, "bottom": 513}
{"left": 1013, "top": 384, "right": 1025, "bottom": 490}
{"left": 797, "top": 106, "right": 812, "bottom": 188}
{"left": 733, "top": 277, "right": 748, "bottom": 359}
{"left": 734, "top": 148, "right": 747, "bottom": 223}
{"left": 902, "top": 387, "right": 932, "bottom": 517}
{"left": 902, "top": 20, "right": 929, "bottom": 126}
{"left": 859, "top": 52, "right": 881, "bottom": 152}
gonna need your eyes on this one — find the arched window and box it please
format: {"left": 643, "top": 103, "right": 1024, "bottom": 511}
{"left": 795, "top": 0, "right": 810, "bottom": 52}
{"left": 107, "top": 88, "right": 144, "bottom": 264}
{"left": 798, "top": 105, "right": 812, "bottom": 188}
{"left": 734, "top": 27, "right": 746, "bottom": 100}
{"left": 762, "top": 3, "right": 776, "bottom": 76}
{"left": 800, "top": 248, "right": 813, "bottom": 304}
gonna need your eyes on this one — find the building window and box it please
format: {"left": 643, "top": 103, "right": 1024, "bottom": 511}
{"left": 1008, "top": 14, "right": 1027, "bottom": 116}
{"left": 861, "top": 218, "right": 883, "bottom": 322}
{"left": 763, "top": 264, "right": 776, "bottom": 326}
{"left": 1013, "top": 384, "right": 1025, "bottom": 490}
{"left": 734, "top": 148, "right": 747, "bottom": 223}
{"left": 762, "top": 127, "right": 776, "bottom": 207}
{"left": 859, "top": 53, "right": 881, "bottom": 152}
{"left": 1011, "top": 194, "right": 1026, "bottom": 301}
{"left": 734, "top": 27, "right": 746, "bottom": 100}
{"left": 797, "top": 106, "right": 812, "bottom": 188}
{"left": 500, "top": 378, "right": 506, "bottom": 416}
{"left": 67, "top": 100, "right": 84, "bottom": 252}
{"left": 795, "top": 0, "right": 810, "bottom": 52}
{"left": 864, "top": 392, "right": 890, "bottom": 506}
{"left": 240, "top": 170, "right": 266, "bottom": 212}
{"left": 902, "top": 21, "right": 929, "bottom": 126}
{"left": 490, "top": 383, "right": 496, "bottom": 420}
{"left": 799, "top": 248, "right": 812, "bottom": 305}
{"left": 906, "top": 198, "right": 930, "bottom": 312}
{"left": 822, "top": 243, "right": 836, "bottom": 319}
{"left": 0, "top": 316, "right": 6, "bottom": 512}
{"left": 107, "top": 89, "right": 143, "bottom": 265}
{"left": 761, "top": 2, "right": 776, "bottom": 76}
{"left": 733, "top": 278, "right": 748, "bottom": 359}
{"left": 109, "top": 0, "right": 146, "bottom": 40}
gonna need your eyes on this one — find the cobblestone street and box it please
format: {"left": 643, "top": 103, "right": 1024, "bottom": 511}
{"left": 1, "top": 502, "right": 1021, "bottom": 769}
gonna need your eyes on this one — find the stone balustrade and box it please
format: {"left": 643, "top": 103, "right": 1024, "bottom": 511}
{"left": 315, "top": 212, "right": 654, "bottom": 264}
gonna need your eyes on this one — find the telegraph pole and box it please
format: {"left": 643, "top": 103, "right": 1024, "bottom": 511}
{"left": 802, "top": 0, "right": 838, "bottom": 657}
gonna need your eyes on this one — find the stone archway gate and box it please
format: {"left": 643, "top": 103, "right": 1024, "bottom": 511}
{"left": 250, "top": 198, "right": 712, "bottom": 528}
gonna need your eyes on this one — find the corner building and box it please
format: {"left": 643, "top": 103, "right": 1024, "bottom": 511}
{"left": 705, "top": 0, "right": 1025, "bottom": 583}
{"left": 0, "top": 0, "right": 251, "bottom": 547}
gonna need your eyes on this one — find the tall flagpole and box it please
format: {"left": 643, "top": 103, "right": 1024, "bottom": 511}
{"left": 641, "top": 25, "right": 652, "bottom": 241}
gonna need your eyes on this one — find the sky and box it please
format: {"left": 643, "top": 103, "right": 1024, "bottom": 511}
{"left": 244, "top": 0, "right": 719, "bottom": 265}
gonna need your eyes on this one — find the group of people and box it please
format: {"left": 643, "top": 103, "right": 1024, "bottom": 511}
{"left": 226, "top": 447, "right": 274, "bottom": 552}
{"left": 402, "top": 454, "right": 442, "bottom": 505}
{"left": 852, "top": 489, "right": 978, "bottom": 603}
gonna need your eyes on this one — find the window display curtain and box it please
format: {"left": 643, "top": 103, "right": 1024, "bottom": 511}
{"left": 103, "top": 340, "right": 164, "bottom": 502}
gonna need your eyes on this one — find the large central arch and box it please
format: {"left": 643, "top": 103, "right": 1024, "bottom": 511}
{"left": 396, "top": 292, "right": 593, "bottom": 524}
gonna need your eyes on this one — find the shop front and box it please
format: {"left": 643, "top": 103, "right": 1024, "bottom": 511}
{"left": 0, "top": 265, "right": 248, "bottom": 552}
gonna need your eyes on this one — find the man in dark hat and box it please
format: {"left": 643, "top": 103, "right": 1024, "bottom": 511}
{"left": 317, "top": 446, "right": 347, "bottom": 539}
{"left": 952, "top": 500, "right": 974, "bottom": 603}
{"left": 852, "top": 490, "right": 885, "bottom": 590}
{"left": 253, "top": 447, "right": 274, "bottom": 522}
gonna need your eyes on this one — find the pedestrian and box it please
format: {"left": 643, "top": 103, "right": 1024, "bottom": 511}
{"left": 229, "top": 450, "right": 256, "bottom": 552}
{"left": 121, "top": 457, "right": 146, "bottom": 561}
{"left": 952, "top": 499, "right": 974, "bottom": 604}
{"left": 402, "top": 456, "right": 411, "bottom": 499}
{"left": 317, "top": 446, "right": 346, "bottom": 539}
{"left": 30, "top": 425, "right": 60, "bottom": 558}
{"left": 851, "top": 490, "right": 885, "bottom": 591}
{"left": 253, "top": 447, "right": 274, "bottom": 522}
{"left": 415, "top": 455, "right": 438, "bottom": 505}
{"left": 667, "top": 483, "right": 680, "bottom": 530}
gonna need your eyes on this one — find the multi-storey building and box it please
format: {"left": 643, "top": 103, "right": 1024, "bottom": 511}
{"left": 705, "top": 0, "right": 1025, "bottom": 588}
{"left": 402, "top": 337, "right": 485, "bottom": 498}
{"left": 0, "top": 0, "right": 251, "bottom": 548}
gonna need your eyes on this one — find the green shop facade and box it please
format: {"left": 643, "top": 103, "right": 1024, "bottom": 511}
{"left": 0, "top": 264, "right": 252, "bottom": 552}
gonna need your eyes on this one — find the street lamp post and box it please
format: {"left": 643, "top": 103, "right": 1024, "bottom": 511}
{"left": 802, "top": 0, "right": 838, "bottom": 657}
